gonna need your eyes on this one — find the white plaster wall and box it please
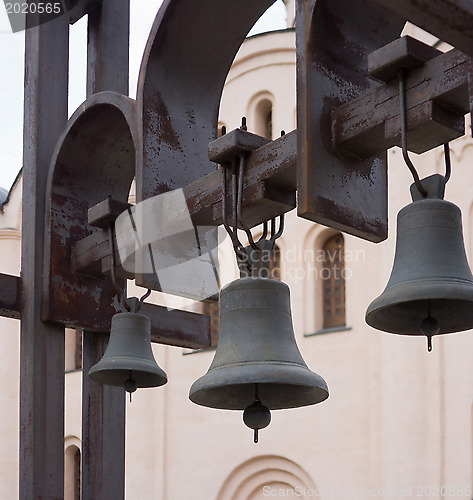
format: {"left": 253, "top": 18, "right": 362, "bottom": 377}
{"left": 220, "top": 30, "right": 296, "bottom": 138}
{"left": 64, "top": 366, "right": 82, "bottom": 455}
{"left": 0, "top": 177, "right": 21, "bottom": 500}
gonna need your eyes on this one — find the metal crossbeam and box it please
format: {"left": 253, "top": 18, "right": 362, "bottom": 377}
{"left": 73, "top": 130, "right": 297, "bottom": 280}
{"left": 0, "top": 270, "right": 210, "bottom": 347}
{"left": 333, "top": 48, "right": 471, "bottom": 158}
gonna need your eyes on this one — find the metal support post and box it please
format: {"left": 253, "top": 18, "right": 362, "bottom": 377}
{"left": 20, "top": 13, "right": 69, "bottom": 500}
{"left": 81, "top": 1, "right": 130, "bottom": 499}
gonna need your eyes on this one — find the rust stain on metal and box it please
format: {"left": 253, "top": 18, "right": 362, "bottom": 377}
{"left": 297, "top": 0, "right": 405, "bottom": 242}
{"left": 136, "top": 0, "right": 274, "bottom": 203}
{"left": 144, "top": 92, "right": 183, "bottom": 153}
{"left": 43, "top": 92, "right": 137, "bottom": 331}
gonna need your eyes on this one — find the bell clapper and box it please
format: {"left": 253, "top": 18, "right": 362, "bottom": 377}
{"left": 124, "top": 371, "right": 138, "bottom": 402}
{"left": 243, "top": 384, "right": 271, "bottom": 444}
{"left": 420, "top": 302, "right": 440, "bottom": 352}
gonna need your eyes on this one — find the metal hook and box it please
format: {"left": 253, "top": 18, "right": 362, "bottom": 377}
{"left": 444, "top": 143, "right": 451, "bottom": 182}
{"left": 398, "top": 69, "right": 428, "bottom": 198}
{"left": 221, "top": 165, "right": 234, "bottom": 244}
{"left": 257, "top": 221, "right": 268, "bottom": 242}
{"left": 237, "top": 154, "right": 258, "bottom": 251}
{"left": 221, "top": 161, "right": 249, "bottom": 270}
{"left": 270, "top": 214, "right": 285, "bottom": 243}
{"left": 219, "top": 123, "right": 286, "bottom": 271}
{"left": 231, "top": 158, "right": 239, "bottom": 241}
{"left": 139, "top": 288, "right": 152, "bottom": 306}
{"left": 222, "top": 163, "right": 241, "bottom": 253}
{"left": 108, "top": 223, "right": 130, "bottom": 312}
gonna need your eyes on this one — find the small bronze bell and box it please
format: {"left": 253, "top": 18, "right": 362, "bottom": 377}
{"left": 89, "top": 306, "right": 167, "bottom": 393}
{"left": 189, "top": 275, "right": 329, "bottom": 442}
{"left": 366, "top": 174, "right": 473, "bottom": 350}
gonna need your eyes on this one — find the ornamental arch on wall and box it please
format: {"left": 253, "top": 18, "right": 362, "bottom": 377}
{"left": 216, "top": 455, "right": 318, "bottom": 500}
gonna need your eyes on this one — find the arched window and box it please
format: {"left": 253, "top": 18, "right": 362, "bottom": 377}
{"left": 65, "top": 445, "right": 81, "bottom": 500}
{"left": 217, "top": 122, "right": 227, "bottom": 138}
{"left": 73, "top": 448, "right": 81, "bottom": 500}
{"left": 254, "top": 98, "right": 273, "bottom": 140}
{"left": 202, "top": 300, "right": 220, "bottom": 347}
{"left": 64, "top": 329, "right": 83, "bottom": 372}
{"left": 322, "top": 233, "right": 346, "bottom": 329}
{"left": 74, "top": 330, "right": 82, "bottom": 370}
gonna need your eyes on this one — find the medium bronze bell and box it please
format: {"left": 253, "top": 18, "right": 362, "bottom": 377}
{"left": 89, "top": 310, "right": 167, "bottom": 393}
{"left": 189, "top": 276, "right": 329, "bottom": 441}
{"left": 366, "top": 174, "right": 473, "bottom": 349}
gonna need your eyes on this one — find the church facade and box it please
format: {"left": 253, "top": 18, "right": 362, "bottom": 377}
{"left": 1, "top": 3, "right": 473, "bottom": 499}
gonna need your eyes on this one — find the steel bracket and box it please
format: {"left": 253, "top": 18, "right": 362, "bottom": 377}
{"left": 208, "top": 127, "right": 270, "bottom": 164}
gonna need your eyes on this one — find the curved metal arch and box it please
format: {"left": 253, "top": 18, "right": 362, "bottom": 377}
{"left": 135, "top": 0, "right": 275, "bottom": 203}
{"left": 43, "top": 91, "right": 138, "bottom": 331}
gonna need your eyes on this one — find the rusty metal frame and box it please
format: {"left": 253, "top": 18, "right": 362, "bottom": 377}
{"left": 135, "top": 0, "right": 275, "bottom": 291}
{"left": 5, "top": 0, "right": 473, "bottom": 498}
{"left": 43, "top": 91, "right": 137, "bottom": 331}
{"left": 72, "top": 130, "right": 297, "bottom": 282}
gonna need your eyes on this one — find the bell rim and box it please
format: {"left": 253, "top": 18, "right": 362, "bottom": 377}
{"left": 89, "top": 370, "right": 167, "bottom": 389}
{"left": 189, "top": 362, "right": 329, "bottom": 410}
{"left": 367, "top": 277, "right": 473, "bottom": 305}
{"left": 366, "top": 279, "right": 473, "bottom": 335}
{"left": 89, "top": 356, "right": 167, "bottom": 388}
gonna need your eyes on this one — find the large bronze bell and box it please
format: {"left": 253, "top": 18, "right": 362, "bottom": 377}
{"left": 189, "top": 276, "right": 329, "bottom": 441}
{"left": 366, "top": 174, "right": 473, "bottom": 349}
{"left": 89, "top": 309, "right": 167, "bottom": 393}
